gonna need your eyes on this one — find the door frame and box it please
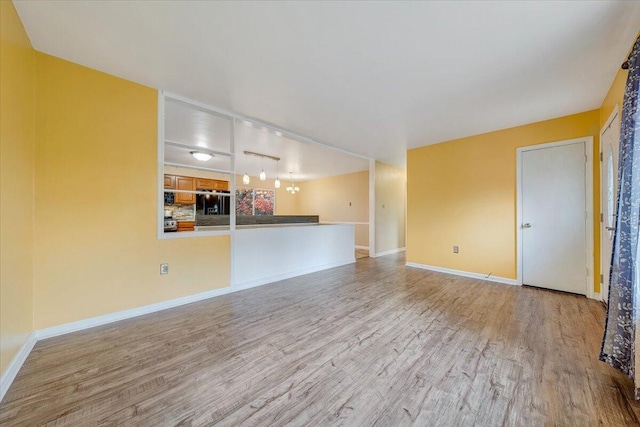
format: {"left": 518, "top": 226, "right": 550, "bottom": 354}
{"left": 599, "top": 105, "right": 620, "bottom": 303}
{"left": 516, "top": 136, "right": 594, "bottom": 298}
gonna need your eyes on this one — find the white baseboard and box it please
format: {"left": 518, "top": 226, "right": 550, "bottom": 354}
{"left": 234, "top": 258, "right": 355, "bottom": 291}
{"left": 371, "top": 247, "right": 406, "bottom": 258}
{"left": 36, "top": 286, "right": 234, "bottom": 340}
{"left": 0, "top": 332, "right": 37, "bottom": 402}
{"left": 593, "top": 292, "right": 602, "bottom": 302}
{"left": 354, "top": 245, "right": 369, "bottom": 250}
{"left": 406, "top": 262, "right": 518, "bottom": 286}
{"left": 0, "top": 257, "right": 358, "bottom": 402}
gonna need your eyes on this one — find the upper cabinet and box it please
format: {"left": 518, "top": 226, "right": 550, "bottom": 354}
{"left": 196, "top": 178, "right": 229, "bottom": 191}
{"left": 164, "top": 174, "right": 176, "bottom": 189}
{"left": 175, "top": 176, "right": 195, "bottom": 204}
{"left": 195, "top": 178, "right": 215, "bottom": 190}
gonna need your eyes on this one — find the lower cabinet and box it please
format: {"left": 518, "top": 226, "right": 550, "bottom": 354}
{"left": 177, "top": 221, "right": 195, "bottom": 232}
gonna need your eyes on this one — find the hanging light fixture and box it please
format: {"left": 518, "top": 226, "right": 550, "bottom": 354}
{"left": 259, "top": 156, "right": 266, "bottom": 181}
{"left": 190, "top": 151, "right": 214, "bottom": 161}
{"left": 242, "top": 152, "right": 250, "bottom": 185}
{"left": 274, "top": 160, "right": 281, "bottom": 188}
{"left": 286, "top": 172, "right": 300, "bottom": 194}
{"left": 242, "top": 151, "right": 280, "bottom": 185}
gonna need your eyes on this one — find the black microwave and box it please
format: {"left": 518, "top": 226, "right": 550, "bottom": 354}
{"left": 164, "top": 192, "right": 175, "bottom": 205}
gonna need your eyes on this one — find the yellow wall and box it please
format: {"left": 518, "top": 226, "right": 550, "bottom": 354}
{"left": 290, "top": 171, "right": 369, "bottom": 246}
{"left": 33, "top": 53, "right": 230, "bottom": 329}
{"left": 407, "top": 110, "right": 601, "bottom": 285}
{"left": 0, "top": 0, "right": 36, "bottom": 376}
{"left": 374, "top": 161, "right": 406, "bottom": 254}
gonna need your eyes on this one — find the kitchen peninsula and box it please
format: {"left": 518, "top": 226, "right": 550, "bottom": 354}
{"left": 234, "top": 223, "right": 355, "bottom": 290}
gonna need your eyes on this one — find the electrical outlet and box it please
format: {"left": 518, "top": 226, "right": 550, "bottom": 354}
{"left": 453, "top": 246, "right": 459, "bottom": 254}
{"left": 160, "top": 263, "right": 169, "bottom": 275}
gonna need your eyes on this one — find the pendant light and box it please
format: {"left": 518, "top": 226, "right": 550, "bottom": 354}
{"left": 242, "top": 152, "right": 250, "bottom": 185}
{"left": 286, "top": 172, "right": 300, "bottom": 194}
{"left": 259, "top": 156, "right": 266, "bottom": 181}
{"left": 274, "top": 160, "right": 281, "bottom": 188}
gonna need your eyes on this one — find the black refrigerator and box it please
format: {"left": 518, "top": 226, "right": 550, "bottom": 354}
{"left": 196, "top": 190, "right": 231, "bottom": 215}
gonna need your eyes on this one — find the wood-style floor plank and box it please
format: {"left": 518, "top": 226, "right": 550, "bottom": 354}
{"left": 1, "top": 254, "right": 639, "bottom": 426}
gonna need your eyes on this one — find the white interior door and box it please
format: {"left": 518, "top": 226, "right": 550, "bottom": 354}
{"left": 601, "top": 113, "right": 620, "bottom": 303}
{"left": 521, "top": 142, "right": 588, "bottom": 295}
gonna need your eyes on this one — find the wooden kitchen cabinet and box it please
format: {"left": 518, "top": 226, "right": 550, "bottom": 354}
{"left": 214, "top": 180, "right": 229, "bottom": 191}
{"left": 175, "top": 176, "right": 195, "bottom": 204}
{"left": 195, "top": 178, "right": 215, "bottom": 190}
{"left": 177, "top": 221, "right": 195, "bottom": 232}
{"left": 195, "top": 178, "right": 229, "bottom": 191}
{"left": 164, "top": 174, "right": 176, "bottom": 189}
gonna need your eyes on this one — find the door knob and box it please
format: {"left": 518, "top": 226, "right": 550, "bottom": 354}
{"left": 522, "top": 223, "right": 532, "bottom": 229}
{"left": 606, "top": 226, "right": 615, "bottom": 231}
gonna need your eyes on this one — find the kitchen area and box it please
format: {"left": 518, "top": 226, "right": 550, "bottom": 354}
{"left": 160, "top": 92, "right": 366, "bottom": 289}
{"left": 163, "top": 172, "right": 230, "bottom": 233}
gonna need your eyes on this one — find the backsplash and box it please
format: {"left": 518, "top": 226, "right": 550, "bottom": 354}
{"left": 165, "top": 204, "right": 196, "bottom": 221}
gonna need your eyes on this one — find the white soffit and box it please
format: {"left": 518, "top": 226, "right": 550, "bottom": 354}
{"left": 14, "top": 1, "right": 640, "bottom": 167}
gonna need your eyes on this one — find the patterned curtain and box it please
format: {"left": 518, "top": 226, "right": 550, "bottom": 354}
{"left": 599, "top": 36, "right": 640, "bottom": 399}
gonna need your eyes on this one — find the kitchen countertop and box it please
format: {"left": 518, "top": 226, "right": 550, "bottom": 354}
{"left": 195, "top": 215, "right": 319, "bottom": 227}
{"left": 195, "top": 223, "right": 334, "bottom": 231}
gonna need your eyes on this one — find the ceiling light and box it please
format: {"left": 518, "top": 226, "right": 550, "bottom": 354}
{"left": 260, "top": 156, "right": 266, "bottom": 181}
{"left": 190, "top": 151, "right": 213, "bottom": 161}
{"left": 286, "top": 172, "right": 300, "bottom": 194}
{"left": 275, "top": 178, "right": 281, "bottom": 188}
{"left": 274, "top": 160, "right": 281, "bottom": 188}
{"left": 274, "top": 131, "right": 282, "bottom": 137}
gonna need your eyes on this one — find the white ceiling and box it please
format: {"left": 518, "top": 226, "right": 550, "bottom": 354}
{"left": 15, "top": 1, "right": 640, "bottom": 168}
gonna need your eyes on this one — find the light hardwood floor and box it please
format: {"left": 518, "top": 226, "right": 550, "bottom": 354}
{"left": 1, "top": 254, "right": 639, "bottom": 426}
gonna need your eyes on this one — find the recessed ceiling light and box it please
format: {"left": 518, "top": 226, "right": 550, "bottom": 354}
{"left": 190, "top": 151, "right": 214, "bottom": 161}
{"left": 243, "top": 120, "right": 253, "bottom": 127}
{"left": 274, "top": 131, "right": 282, "bottom": 137}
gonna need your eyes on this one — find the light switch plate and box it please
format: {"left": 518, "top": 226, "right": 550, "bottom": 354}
{"left": 453, "top": 246, "right": 459, "bottom": 254}
{"left": 160, "top": 263, "right": 169, "bottom": 275}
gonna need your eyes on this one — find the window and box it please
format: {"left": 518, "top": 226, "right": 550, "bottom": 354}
{"left": 236, "top": 188, "right": 275, "bottom": 216}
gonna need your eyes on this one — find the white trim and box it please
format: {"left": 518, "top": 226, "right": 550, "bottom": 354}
{"left": 406, "top": 262, "right": 518, "bottom": 286}
{"left": 229, "top": 118, "right": 236, "bottom": 287}
{"left": 373, "top": 247, "right": 406, "bottom": 258}
{"left": 0, "top": 332, "right": 37, "bottom": 402}
{"left": 355, "top": 245, "right": 369, "bottom": 250}
{"left": 516, "top": 136, "right": 594, "bottom": 297}
{"left": 595, "top": 292, "right": 602, "bottom": 302}
{"left": 157, "top": 90, "right": 165, "bottom": 240}
{"left": 321, "top": 221, "right": 369, "bottom": 225}
{"left": 36, "top": 287, "right": 234, "bottom": 340}
{"left": 369, "top": 160, "right": 376, "bottom": 256}
{"left": 599, "top": 105, "right": 619, "bottom": 304}
{"left": 161, "top": 229, "right": 231, "bottom": 239}
{"left": 234, "top": 259, "right": 355, "bottom": 291}
{"left": 163, "top": 162, "right": 233, "bottom": 175}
